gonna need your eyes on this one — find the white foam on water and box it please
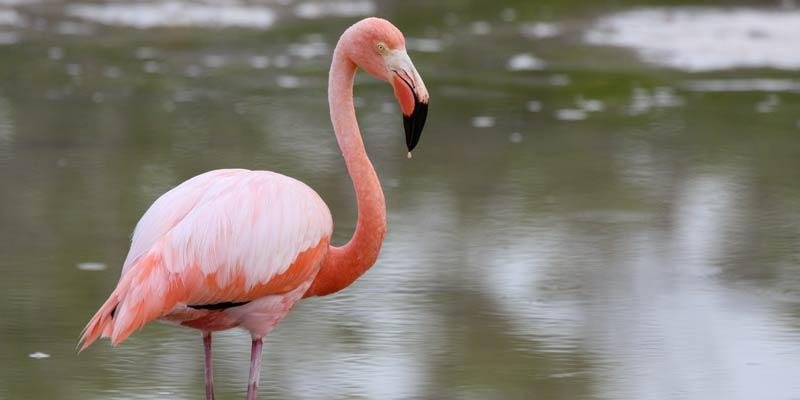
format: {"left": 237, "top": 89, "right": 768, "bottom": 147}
{"left": 276, "top": 75, "right": 301, "bottom": 89}
{"left": 293, "top": 0, "right": 375, "bottom": 19}
{"left": 66, "top": 1, "right": 276, "bottom": 30}
{"left": 520, "top": 22, "right": 562, "bottom": 39}
{"left": 577, "top": 97, "right": 605, "bottom": 112}
{"left": 555, "top": 108, "right": 587, "bottom": 121}
{"left": 585, "top": 7, "right": 800, "bottom": 71}
{"left": 507, "top": 53, "right": 545, "bottom": 71}
{"left": 471, "top": 115, "right": 495, "bottom": 128}
{"left": 0, "top": 8, "right": 23, "bottom": 27}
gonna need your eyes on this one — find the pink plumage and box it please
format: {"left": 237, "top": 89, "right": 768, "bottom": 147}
{"left": 80, "top": 17, "right": 429, "bottom": 400}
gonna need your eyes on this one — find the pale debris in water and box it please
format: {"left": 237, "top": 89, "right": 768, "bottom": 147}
{"left": 470, "top": 21, "right": 491, "bottom": 35}
{"left": 249, "top": 55, "right": 269, "bottom": 69}
{"left": 471, "top": 116, "right": 495, "bottom": 128}
{"left": 29, "top": 352, "right": 50, "bottom": 359}
{"left": 48, "top": 47, "right": 63, "bottom": 60}
{"left": 527, "top": 100, "right": 543, "bottom": 112}
{"left": 520, "top": 22, "right": 562, "bottom": 39}
{"left": 755, "top": 95, "right": 780, "bottom": 113}
{"left": 555, "top": 109, "right": 588, "bottom": 121}
{"left": 507, "top": 53, "right": 546, "bottom": 71}
{"left": 407, "top": 152, "right": 412, "bottom": 159}
{"left": 276, "top": 75, "right": 301, "bottom": 89}
{"left": 577, "top": 97, "right": 605, "bottom": 112}
{"left": 77, "top": 262, "right": 107, "bottom": 271}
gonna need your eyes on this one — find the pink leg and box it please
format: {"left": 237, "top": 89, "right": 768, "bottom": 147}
{"left": 246, "top": 337, "right": 263, "bottom": 400}
{"left": 203, "top": 332, "right": 215, "bottom": 400}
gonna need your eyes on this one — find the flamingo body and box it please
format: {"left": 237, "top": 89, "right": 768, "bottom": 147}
{"left": 80, "top": 17, "right": 429, "bottom": 400}
{"left": 81, "top": 169, "right": 332, "bottom": 347}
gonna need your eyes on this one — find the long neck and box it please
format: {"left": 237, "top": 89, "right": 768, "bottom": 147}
{"left": 304, "top": 45, "right": 387, "bottom": 297}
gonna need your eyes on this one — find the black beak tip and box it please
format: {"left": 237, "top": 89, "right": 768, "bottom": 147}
{"left": 403, "top": 100, "right": 428, "bottom": 152}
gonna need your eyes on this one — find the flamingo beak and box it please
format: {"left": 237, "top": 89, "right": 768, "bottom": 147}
{"left": 389, "top": 51, "right": 429, "bottom": 153}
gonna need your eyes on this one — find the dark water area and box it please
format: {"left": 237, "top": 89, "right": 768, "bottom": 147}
{"left": 0, "top": 0, "right": 799, "bottom": 399}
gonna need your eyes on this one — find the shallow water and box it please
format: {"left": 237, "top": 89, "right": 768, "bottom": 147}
{"left": 1, "top": 0, "right": 799, "bottom": 399}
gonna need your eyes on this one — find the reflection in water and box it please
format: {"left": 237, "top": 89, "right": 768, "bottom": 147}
{"left": 585, "top": 8, "right": 800, "bottom": 71}
{"left": 66, "top": 2, "right": 277, "bottom": 29}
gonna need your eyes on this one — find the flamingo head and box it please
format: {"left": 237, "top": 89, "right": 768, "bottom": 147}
{"left": 343, "top": 17, "right": 429, "bottom": 153}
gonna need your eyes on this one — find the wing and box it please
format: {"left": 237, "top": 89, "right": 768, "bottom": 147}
{"left": 80, "top": 169, "right": 333, "bottom": 348}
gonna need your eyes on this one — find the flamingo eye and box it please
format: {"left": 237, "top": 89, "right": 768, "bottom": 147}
{"left": 376, "top": 42, "right": 387, "bottom": 54}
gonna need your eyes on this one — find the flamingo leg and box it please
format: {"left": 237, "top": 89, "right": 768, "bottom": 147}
{"left": 246, "top": 337, "right": 264, "bottom": 400}
{"left": 203, "top": 332, "right": 215, "bottom": 400}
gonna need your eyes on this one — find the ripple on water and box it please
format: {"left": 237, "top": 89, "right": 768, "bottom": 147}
{"left": 627, "top": 86, "right": 684, "bottom": 116}
{"left": 65, "top": 1, "right": 276, "bottom": 29}
{"left": 288, "top": 40, "right": 330, "bottom": 60}
{"left": 585, "top": 7, "right": 800, "bottom": 71}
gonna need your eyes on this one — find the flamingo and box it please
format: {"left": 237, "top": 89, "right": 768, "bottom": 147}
{"left": 79, "top": 17, "right": 428, "bottom": 400}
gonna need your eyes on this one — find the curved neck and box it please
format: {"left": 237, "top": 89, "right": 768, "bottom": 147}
{"left": 305, "top": 45, "right": 387, "bottom": 297}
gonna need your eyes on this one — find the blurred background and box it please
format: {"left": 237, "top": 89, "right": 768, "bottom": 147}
{"left": 1, "top": 0, "right": 799, "bottom": 399}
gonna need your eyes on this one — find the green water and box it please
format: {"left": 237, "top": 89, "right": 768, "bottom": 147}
{"left": 1, "top": 0, "right": 799, "bottom": 399}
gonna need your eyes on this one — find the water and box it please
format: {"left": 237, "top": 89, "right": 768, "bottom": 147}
{"left": 1, "top": 0, "right": 799, "bottom": 399}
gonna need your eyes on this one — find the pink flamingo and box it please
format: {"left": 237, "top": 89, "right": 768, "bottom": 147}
{"left": 79, "top": 18, "right": 428, "bottom": 400}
